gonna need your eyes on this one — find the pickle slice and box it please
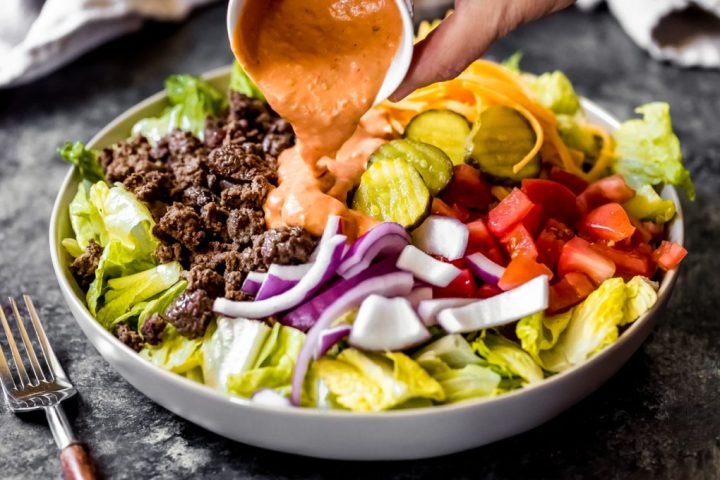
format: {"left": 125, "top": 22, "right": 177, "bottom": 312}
{"left": 405, "top": 109, "right": 471, "bottom": 166}
{"left": 352, "top": 159, "right": 430, "bottom": 229}
{"left": 368, "top": 139, "right": 453, "bottom": 196}
{"left": 467, "top": 105, "right": 540, "bottom": 182}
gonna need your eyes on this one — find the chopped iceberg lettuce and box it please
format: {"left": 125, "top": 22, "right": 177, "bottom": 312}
{"left": 472, "top": 332, "right": 544, "bottom": 384}
{"left": 515, "top": 310, "right": 572, "bottom": 365}
{"left": 58, "top": 142, "right": 104, "bottom": 183}
{"left": 623, "top": 184, "right": 677, "bottom": 224}
{"left": 622, "top": 276, "right": 658, "bottom": 326}
{"left": 68, "top": 180, "right": 105, "bottom": 250}
{"left": 529, "top": 71, "right": 581, "bottom": 115}
{"left": 140, "top": 324, "right": 204, "bottom": 374}
{"left": 230, "top": 61, "right": 266, "bottom": 101}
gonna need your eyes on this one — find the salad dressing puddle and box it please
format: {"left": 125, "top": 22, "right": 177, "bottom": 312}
{"left": 231, "top": 0, "right": 403, "bottom": 238}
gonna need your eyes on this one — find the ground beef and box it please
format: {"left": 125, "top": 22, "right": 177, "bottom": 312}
{"left": 115, "top": 323, "right": 143, "bottom": 352}
{"left": 70, "top": 240, "right": 103, "bottom": 288}
{"left": 227, "top": 208, "right": 265, "bottom": 246}
{"left": 220, "top": 177, "right": 271, "bottom": 210}
{"left": 100, "top": 135, "right": 165, "bottom": 183}
{"left": 154, "top": 202, "right": 206, "bottom": 251}
{"left": 156, "top": 243, "right": 184, "bottom": 263}
{"left": 223, "top": 271, "right": 250, "bottom": 301}
{"left": 262, "top": 118, "right": 295, "bottom": 156}
{"left": 182, "top": 267, "right": 225, "bottom": 298}
{"left": 164, "top": 289, "right": 214, "bottom": 339}
{"left": 256, "top": 227, "right": 317, "bottom": 267}
{"left": 200, "top": 203, "right": 229, "bottom": 239}
{"left": 140, "top": 314, "right": 166, "bottom": 346}
{"left": 183, "top": 186, "right": 215, "bottom": 209}
{"left": 207, "top": 143, "right": 277, "bottom": 184}
{"left": 122, "top": 171, "right": 174, "bottom": 201}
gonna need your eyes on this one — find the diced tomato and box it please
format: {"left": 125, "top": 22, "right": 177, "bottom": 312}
{"left": 465, "top": 219, "right": 505, "bottom": 265}
{"left": 643, "top": 221, "right": 666, "bottom": 241}
{"left": 500, "top": 223, "right": 538, "bottom": 259}
{"left": 521, "top": 178, "right": 580, "bottom": 225}
{"left": 521, "top": 204, "right": 545, "bottom": 237}
{"left": 590, "top": 243, "right": 656, "bottom": 278}
{"left": 579, "top": 203, "right": 636, "bottom": 242}
{"left": 558, "top": 237, "right": 616, "bottom": 284}
{"left": 433, "top": 269, "right": 478, "bottom": 298}
{"left": 487, "top": 188, "right": 536, "bottom": 238}
{"left": 498, "top": 255, "right": 554, "bottom": 291}
{"left": 431, "top": 198, "right": 470, "bottom": 222}
{"left": 536, "top": 219, "right": 575, "bottom": 269}
{"left": 549, "top": 167, "right": 590, "bottom": 195}
{"left": 629, "top": 217, "right": 653, "bottom": 245}
{"left": 652, "top": 241, "right": 688, "bottom": 271}
{"left": 548, "top": 272, "right": 595, "bottom": 313}
{"left": 476, "top": 283, "right": 503, "bottom": 299}
{"left": 577, "top": 174, "right": 635, "bottom": 213}
{"left": 440, "top": 164, "right": 494, "bottom": 211}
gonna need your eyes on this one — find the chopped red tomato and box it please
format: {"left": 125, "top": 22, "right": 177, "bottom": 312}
{"left": 465, "top": 219, "right": 505, "bottom": 264}
{"left": 629, "top": 217, "right": 653, "bottom": 245}
{"left": 487, "top": 188, "right": 536, "bottom": 238}
{"left": 549, "top": 167, "right": 590, "bottom": 195}
{"left": 643, "top": 221, "right": 666, "bottom": 241}
{"left": 498, "top": 255, "right": 553, "bottom": 291}
{"left": 440, "top": 164, "right": 494, "bottom": 211}
{"left": 536, "top": 219, "right": 575, "bottom": 269}
{"left": 476, "top": 283, "right": 503, "bottom": 299}
{"left": 500, "top": 223, "right": 538, "bottom": 259}
{"left": 431, "top": 198, "right": 470, "bottom": 222}
{"left": 521, "top": 178, "right": 580, "bottom": 225}
{"left": 580, "top": 203, "right": 636, "bottom": 242}
{"left": 590, "top": 243, "right": 656, "bottom": 278}
{"left": 521, "top": 204, "right": 545, "bottom": 237}
{"left": 433, "top": 269, "right": 477, "bottom": 298}
{"left": 653, "top": 241, "right": 688, "bottom": 271}
{"left": 558, "top": 237, "right": 616, "bottom": 284}
{"left": 548, "top": 272, "right": 595, "bottom": 313}
{"left": 577, "top": 174, "right": 635, "bottom": 213}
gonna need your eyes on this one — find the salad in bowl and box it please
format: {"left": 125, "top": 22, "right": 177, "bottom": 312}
{"left": 56, "top": 16, "right": 691, "bottom": 414}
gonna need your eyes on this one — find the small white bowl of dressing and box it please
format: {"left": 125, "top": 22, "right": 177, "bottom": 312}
{"left": 225, "top": 0, "right": 416, "bottom": 105}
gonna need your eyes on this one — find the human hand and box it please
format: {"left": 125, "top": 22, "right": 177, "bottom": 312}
{"left": 391, "top": 0, "right": 576, "bottom": 100}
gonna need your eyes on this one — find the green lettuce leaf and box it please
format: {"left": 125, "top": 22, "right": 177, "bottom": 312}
{"left": 622, "top": 276, "right": 658, "bottom": 326}
{"left": 132, "top": 74, "right": 226, "bottom": 143}
{"left": 68, "top": 180, "right": 105, "bottom": 249}
{"left": 516, "top": 310, "right": 573, "bottom": 364}
{"left": 227, "top": 322, "right": 305, "bottom": 398}
{"left": 140, "top": 324, "right": 204, "bottom": 374}
{"left": 530, "top": 71, "right": 581, "bottom": 115}
{"left": 314, "top": 349, "right": 445, "bottom": 412}
{"left": 623, "top": 184, "right": 677, "bottom": 224}
{"left": 58, "top": 142, "right": 104, "bottom": 183}
{"left": 557, "top": 114, "right": 599, "bottom": 157}
{"left": 472, "top": 332, "right": 544, "bottom": 384}
{"left": 432, "top": 365, "right": 501, "bottom": 403}
{"left": 61, "top": 238, "right": 84, "bottom": 258}
{"left": 502, "top": 51, "right": 523, "bottom": 73}
{"left": 230, "top": 61, "right": 266, "bottom": 101}
{"left": 612, "top": 102, "right": 694, "bottom": 200}
{"left": 137, "top": 280, "right": 187, "bottom": 332}
{"left": 538, "top": 277, "right": 628, "bottom": 373}
{"left": 96, "top": 262, "right": 181, "bottom": 329}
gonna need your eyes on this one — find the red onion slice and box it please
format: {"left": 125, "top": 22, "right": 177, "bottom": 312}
{"left": 465, "top": 252, "right": 506, "bottom": 285}
{"left": 348, "top": 295, "right": 430, "bottom": 352}
{"left": 336, "top": 222, "right": 410, "bottom": 279}
{"left": 396, "top": 245, "right": 462, "bottom": 287}
{"left": 290, "top": 271, "right": 414, "bottom": 405}
{"left": 213, "top": 234, "right": 346, "bottom": 318}
{"left": 417, "top": 298, "right": 477, "bottom": 326}
{"left": 310, "top": 215, "right": 342, "bottom": 261}
{"left": 241, "top": 271, "right": 266, "bottom": 296}
{"left": 411, "top": 215, "right": 469, "bottom": 261}
{"left": 437, "top": 275, "right": 549, "bottom": 333}
{"left": 315, "top": 325, "right": 352, "bottom": 359}
{"left": 255, "top": 263, "right": 313, "bottom": 300}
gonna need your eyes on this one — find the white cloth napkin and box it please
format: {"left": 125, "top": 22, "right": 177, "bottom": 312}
{"left": 0, "top": 0, "right": 218, "bottom": 88}
{"left": 577, "top": 0, "right": 720, "bottom": 68}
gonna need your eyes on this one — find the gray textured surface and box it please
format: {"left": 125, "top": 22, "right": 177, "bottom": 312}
{"left": 0, "top": 5, "right": 719, "bottom": 479}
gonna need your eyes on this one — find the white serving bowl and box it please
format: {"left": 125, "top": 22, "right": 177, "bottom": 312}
{"left": 49, "top": 66, "right": 684, "bottom": 460}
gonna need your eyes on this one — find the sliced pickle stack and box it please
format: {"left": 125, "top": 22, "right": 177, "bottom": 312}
{"left": 404, "top": 109, "right": 471, "bottom": 166}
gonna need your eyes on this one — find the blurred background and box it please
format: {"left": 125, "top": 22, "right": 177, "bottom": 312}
{"left": 0, "top": 1, "right": 719, "bottom": 479}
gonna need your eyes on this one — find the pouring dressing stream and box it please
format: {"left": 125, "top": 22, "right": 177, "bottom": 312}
{"left": 229, "top": 0, "right": 412, "bottom": 238}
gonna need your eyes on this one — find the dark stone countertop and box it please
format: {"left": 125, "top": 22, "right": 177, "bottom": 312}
{"left": 1, "top": 5, "right": 719, "bottom": 479}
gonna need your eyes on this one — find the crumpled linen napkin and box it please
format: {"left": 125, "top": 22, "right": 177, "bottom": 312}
{"left": 0, "top": 0, "right": 218, "bottom": 88}
{"left": 577, "top": 0, "right": 720, "bottom": 68}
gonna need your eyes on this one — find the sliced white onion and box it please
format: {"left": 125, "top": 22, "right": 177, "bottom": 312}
{"left": 465, "top": 252, "right": 506, "bottom": 285}
{"left": 290, "top": 271, "right": 414, "bottom": 405}
{"left": 255, "top": 263, "right": 313, "bottom": 300}
{"left": 396, "top": 245, "right": 462, "bottom": 287}
{"left": 416, "top": 298, "right": 476, "bottom": 326}
{"left": 251, "top": 389, "right": 292, "bottom": 407}
{"left": 437, "top": 275, "right": 549, "bottom": 333}
{"left": 348, "top": 295, "right": 430, "bottom": 352}
{"left": 407, "top": 286, "right": 433, "bottom": 308}
{"left": 214, "top": 234, "right": 346, "bottom": 318}
{"left": 411, "top": 215, "right": 469, "bottom": 261}
{"left": 241, "top": 271, "right": 267, "bottom": 296}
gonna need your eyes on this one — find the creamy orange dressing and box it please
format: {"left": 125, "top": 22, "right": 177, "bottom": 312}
{"left": 232, "top": 0, "right": 403, "bottom": 238}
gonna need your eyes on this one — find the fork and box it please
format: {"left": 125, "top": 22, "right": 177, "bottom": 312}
{"left": 0, "top": 295, "right": 97, "bottom": 480}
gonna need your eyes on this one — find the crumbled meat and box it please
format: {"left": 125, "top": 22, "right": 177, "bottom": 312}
{"left": 122, "top": 171, "right": 174, "bottom": 201}
{"left": 262, "top": 118, "right": 295, "bottom": 156}
{"left": 182, "top": 267, "right": 225, "bottom": 298}
{"left": 166, "top": 129, "right": 204, "bottom": 156}
{"left": 167, "top": 154, "right": 207, "bottom": 191}
{"left": 220, "top": 177, "right": 271, "bottom": 209}
{"left": 154, "top": 202, "right": 205, "bottom": 251}
{"left": 100, "top": 135, "right": 164, "bottom": 183}
{"left": 207, "top": 144, "right": 277, "bottom": 184}
{"left": 256, "top": 227, "right": 317, "bottom": 267}
{"left": 140, "top": 314, "right": 166, "bottom": 346}
{"left": 70, "top": 240, "right": 103, "bottom": 288}
{"left": 224, "top": 271, "right": 251, "bottom": 301}
{"left": 115, "top": 323, "right": 143, "bottom": 352}
{"left": 156, "top": 243, "right": 184, "bottom": 263}
{"left": 164, "top": 290, "right": 214, "bottom": 339}
{"left": 183, "top": 186, "right": 215, "bottom": 209}
{"left": 227, "top": 208, "right": 265, "bottom": 246}
{"left": 200, "top": 203, "right": 229, "bottom": 239}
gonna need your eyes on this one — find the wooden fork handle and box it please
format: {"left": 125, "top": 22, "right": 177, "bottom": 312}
{"left": 60, "top": 443, "right": 98, "bottom": 480}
